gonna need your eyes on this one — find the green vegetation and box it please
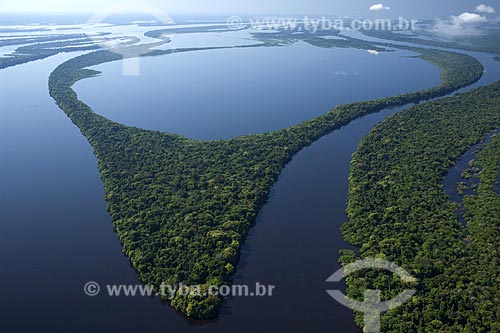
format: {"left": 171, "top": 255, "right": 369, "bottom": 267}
{"left": 461, "top": 135, "right": 500, "bottom": 330}
{"left": 361, "top": 29, "right": 500, "bottom": 54}
{"left": 456, "top": 135, "right": 499, "bottom": 196}
{"left": 0, "top": 24, "right": 253, "bottom": 70}
{"left": 145, "top": 25, "right": 240, "bottom": 39}
{"left": 251, "top": 28, "right": 389, "bottom": 50}
{"left": 49, "top": 43, "right": 483, "bottom": 319}
{"left": 303, "top": 35, "right": 387, "bottom": 51}
{"left": 342, "top": 82, "right": 500, "bottom": 332}
{"left": 0, "top": 30, "right": 173, "bottom": 70}
{"left": 0, "top": 33, "right": 90, "bottom": 48}
{"left": 0, "top": 34, "right": 103, "bottom": 70}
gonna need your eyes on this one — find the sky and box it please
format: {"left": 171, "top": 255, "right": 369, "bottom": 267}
{"left": 0, "top": 0, "right": 498, "bottom": 19}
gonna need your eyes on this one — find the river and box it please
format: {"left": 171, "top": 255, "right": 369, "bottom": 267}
{"left": 1, "top": 29, "right": 499, "bottom": 333}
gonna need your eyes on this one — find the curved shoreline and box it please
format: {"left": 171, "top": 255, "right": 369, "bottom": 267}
{"left": 343, "top": 81, "right": 500, "bottom": 331}
{"left": 48, "top": 40, "right": 483, "bottom": 319}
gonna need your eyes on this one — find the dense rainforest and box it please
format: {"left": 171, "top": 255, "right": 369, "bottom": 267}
{"left": 49, "top": 38, "right": 484, "bottom": 318}
{"left": 342, "top": 82, "right": 500, "bottom": 332}
{"left": 459, "top": 134, "right": 500, "bottom": 329}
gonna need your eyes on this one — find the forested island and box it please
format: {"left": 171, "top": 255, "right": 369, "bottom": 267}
{"left": 342, "top": 81, "right": 500, "bottom": 332}
{"left": 49, "top": 39, "right": 483, "bottom": 319}
{"left": 361, "top": 29, "right": 500, "bottom": 54}
{"left": 0, "top": 33, "right": 101, "bottom": 69}
{"left": 0, "top": 24, "right": 228, "bottom": 70}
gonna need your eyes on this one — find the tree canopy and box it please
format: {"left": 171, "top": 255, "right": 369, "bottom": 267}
{"left": 342, "top": 81, "right": 500, "bottom": 332}
{"left": 49, "top": 40, "right": 484, "bottom": 319}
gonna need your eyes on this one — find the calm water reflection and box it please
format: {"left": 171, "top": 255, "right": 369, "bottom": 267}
{"left": 3, "top": 34, "right": 487, "bottom": 332}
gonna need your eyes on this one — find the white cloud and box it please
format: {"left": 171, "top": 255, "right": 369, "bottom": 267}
{"left": 456, "top": 12, "right": 487, "bottom": 23}
{"left": 369, "top": 3, "right": 390, "bottom": 11}
{"left": 433, "top": 12, "right": 488, "bottom": 36}
{"left": 476, "top": 4, "right": 496, "bottom": 14}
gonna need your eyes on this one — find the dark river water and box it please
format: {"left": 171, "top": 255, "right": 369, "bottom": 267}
{"left": 442, "top": 129, "right": 500, "bottom": 225}
{"left": 74, "top": 41, "right": 440, "bottom": 139}
{"left": 1, "top": 31, "right": 499, "bottom": 333}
